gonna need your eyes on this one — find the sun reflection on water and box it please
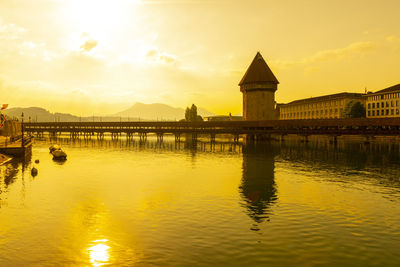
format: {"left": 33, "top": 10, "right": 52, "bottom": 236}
{"left": 88, "top": 239, "right": 110, "bottom": 266}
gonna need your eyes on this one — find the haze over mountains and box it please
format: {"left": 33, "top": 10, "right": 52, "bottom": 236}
{"left": 115, "top": 103, "right": 214, "bottom": 120}
{"left": 4, "top": 103, "right": 215, "bottom": 122}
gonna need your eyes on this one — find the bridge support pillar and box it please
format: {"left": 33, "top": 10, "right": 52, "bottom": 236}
{"left": 157, "top": 133, "right": 164, "bottom": 142}
{"left": 83, "top": 132, "right": 91, "bottom": 140}
{"left": 71, "top": 132, "right": 79, "bottom": 139}
{"left": 329, "top": 135, "right": 338, "bottom": 145}
{"left": 210, "top": 133, "right": 216, "bottom": 143}
{"left": 139, "top": 132, "right": 147, "bottom": 142}
{"left": 97, "top": 132, "right": 104, "bottom": 141}
{"left": 233, "top": 134, "right": 240, "bottom": 144}
{"left": 364, "top": 135, "right": 374, "bottom": 145}
{"left": 174, "top": 133, "right": 181, "bottom": 142}
{"left": 111, "top": 133, "right": 119, "bottom": 140}
{"left": 245, "top": 134, "right": 256, "bottom": 143}
{"left": 192, "top": 133, "right": 198, "bottom": 142}
{"left": 126, "top": 133, "right": 133, "bottom": 141}
{"left": 301, "top": 135, "right": 309, "bottom": 143}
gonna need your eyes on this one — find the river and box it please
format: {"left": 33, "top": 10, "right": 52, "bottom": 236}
{"left": 0, "top": 136, "right": 400, "bottom": 266}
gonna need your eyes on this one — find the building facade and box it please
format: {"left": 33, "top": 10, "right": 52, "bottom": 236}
{"left": 366, "top": 84, "right": 400, "bottom": 118}
{"left": 239, "top": 52, "right": 279, "bottom": 120}
{"left": 279, "top": 93, "right": 365, "bottom": 120}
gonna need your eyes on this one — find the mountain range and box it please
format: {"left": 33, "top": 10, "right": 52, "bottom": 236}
{"left": 4, "top": 103, "right": 215, "bottom": 122}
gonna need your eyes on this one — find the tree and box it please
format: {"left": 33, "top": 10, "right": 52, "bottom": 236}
{"left": 184, "top": 104, "right": 203, "bottom": 122}
{"left": 344, "top": 101, "right": 366, "bottom": 118}
{"left": 190, "top": 104, "right": 197, "bottom": 122}
{"left": 185, "top": 107, "right": 190, "bottom": 121}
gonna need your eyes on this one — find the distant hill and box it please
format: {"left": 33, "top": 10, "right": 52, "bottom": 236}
{"left": 4, "top": 107, "right": 82, "bottom": 122}
{"left": 114, "top": 102, "right": 215, "bottom": 121}
{"left": 3, "top": 103, "right": 215, "bottom": 122}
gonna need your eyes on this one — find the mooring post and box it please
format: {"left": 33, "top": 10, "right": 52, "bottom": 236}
{"left": 21, "top": 112, "right": 24, "bottom": 148}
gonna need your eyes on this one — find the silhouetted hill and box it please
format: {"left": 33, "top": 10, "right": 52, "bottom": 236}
{"left": 114, "top": 102, "right": 215, "bottom": 120}
{"left": 5, "top": 107, "right": 63, "bottom": 121}
{"left": 4, "top": 103, "right": 215, "bottom": 122}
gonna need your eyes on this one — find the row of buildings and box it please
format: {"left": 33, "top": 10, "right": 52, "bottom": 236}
{"left": 279, "top": 84, "right": 400, "bottom": 120}
{"left": 238, "top": 52, "right": 400, "bottom": 121}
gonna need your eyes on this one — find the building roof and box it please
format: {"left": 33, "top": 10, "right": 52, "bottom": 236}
{"left": 284, "top": 92, "right": 364, "bottom": 106}
{"left": 239, "top": 52, "right": 279, "bottom": 86}
{"left": 369, "top": 84, "right": 400, "bottom": 95}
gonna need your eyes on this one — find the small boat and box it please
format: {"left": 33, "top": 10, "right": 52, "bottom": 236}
{"left": 51, "top": 149, "right": 67, "bottom": 160}
{"left": 49, "top": 144, "right": 61, "bottom": 153}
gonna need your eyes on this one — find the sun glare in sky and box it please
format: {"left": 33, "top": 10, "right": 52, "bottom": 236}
{"left": 1, "top": 0, "right": 400, "bottom": 116}
{"left": 62, "top": 0, "right": 139, "bottom": 45}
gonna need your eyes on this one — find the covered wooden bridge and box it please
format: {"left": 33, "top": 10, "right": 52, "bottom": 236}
{"left": 23, "top": 118, "right": 400, "bottom": 142}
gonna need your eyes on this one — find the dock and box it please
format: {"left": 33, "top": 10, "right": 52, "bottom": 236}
{"left": 0, "top": 136, "right": 32, "bottom": 157}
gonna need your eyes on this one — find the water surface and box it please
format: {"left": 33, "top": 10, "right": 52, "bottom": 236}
{"left": 1, "top": 137, "right": 400, "bottom": 266}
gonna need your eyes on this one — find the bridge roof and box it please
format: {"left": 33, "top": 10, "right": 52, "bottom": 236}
{"left": 239, "top": 52, "right": 279, "bottom": 86}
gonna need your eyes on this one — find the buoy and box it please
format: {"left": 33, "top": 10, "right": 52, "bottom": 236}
{"left": 35, "top": 159, "right": 39, "bottom": 164}
{"left": 31, "top": 167, "right": 38, "bottom": 176}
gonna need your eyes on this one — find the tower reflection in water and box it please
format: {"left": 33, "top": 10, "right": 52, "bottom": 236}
{"left": 240, "top": 141, "right": 278, "bottom": 227}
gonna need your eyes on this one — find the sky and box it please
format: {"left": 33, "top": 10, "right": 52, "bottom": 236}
{"left": 1, "top": 0, "right": 400, "bottom": 116}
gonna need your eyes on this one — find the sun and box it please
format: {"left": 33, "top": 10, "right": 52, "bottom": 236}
{"left": 62, "top": 0, "right": 141, "bottom": 43}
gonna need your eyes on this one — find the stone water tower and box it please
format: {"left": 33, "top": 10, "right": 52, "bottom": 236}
{"left": 239, "top": 52, "right": 279, "bottom": 120}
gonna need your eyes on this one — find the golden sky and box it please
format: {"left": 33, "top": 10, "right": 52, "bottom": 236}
{"left": 1, "top": 0, "right": 400, "bottom": 115}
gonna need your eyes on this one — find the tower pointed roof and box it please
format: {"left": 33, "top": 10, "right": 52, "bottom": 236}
{"left": 239, "top": 52, "right": 279, "bottom": 86}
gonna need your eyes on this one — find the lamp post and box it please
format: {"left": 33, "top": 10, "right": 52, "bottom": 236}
{"left": 21, "top": 112, "right": 24, "bottom": 148}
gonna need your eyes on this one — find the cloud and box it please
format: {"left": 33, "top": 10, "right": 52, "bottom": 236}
{"left": 0, "top": 20, "right": 25, "bottom": 40}
{"left": 146, "top": 48, "right": 176, "bottom": 64}
{"left": 80, "top": 39, "right": 98, "bottom": 51}
{"left": 309, "top": 41, "right": 376, "bottom": 62}
{"left": 387, "top": 35, "right": 400, "bottom": 42}
{"left": 272, "top": 41, "right": 377, "bottom": 70}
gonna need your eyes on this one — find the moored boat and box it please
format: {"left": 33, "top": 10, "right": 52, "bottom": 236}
{"left": 51, "top": 149, "right": 67, "bottom": 160}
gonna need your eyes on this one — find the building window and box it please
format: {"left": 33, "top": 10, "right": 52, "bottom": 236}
{"left": 391, "top": 109, "right": 394, "bottom": 115}
{"left": 368, "top": 111, "right": 371, "bottom": 116}
{"left": 397, "top": 109, "right": 399, "bottom": 115}
{"left": 372, "top": 103, "right": 375, "bottom": 108}
{"left": 368, "top": 103, "right": 371, "bottom": 109}
{"left": 386, "top": 102, "right": 389, "bottom": 107}
{"left": 372, "top": 110, "right": 375, "bottom": 116}
{"left": 386, "top": 109, "right": 389, "bottom": 115}
{"left": 377, "top": 110, "right": 380, "bottom": 116}
{"left": 382, "top": 102, "right": 384, "bottom": 107}
{"left": 377, "top": 103, "right": 380, "bottom": 108}
{"left": 391, "top": 101, "right": 394, "bottom": 107}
